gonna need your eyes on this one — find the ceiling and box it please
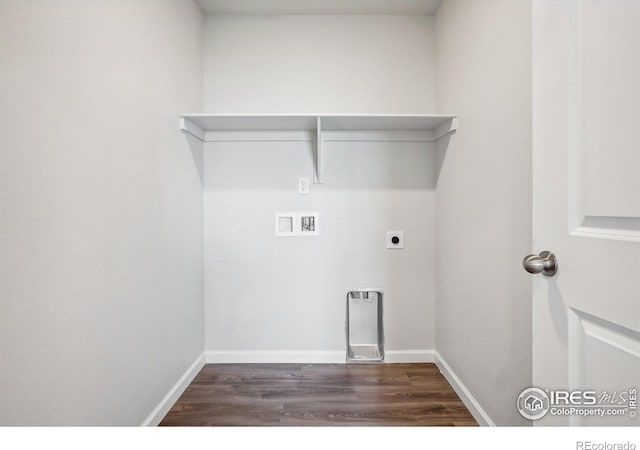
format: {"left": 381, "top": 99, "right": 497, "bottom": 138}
{"left": 196, "top": 0, "right": 443, "bottom": 15}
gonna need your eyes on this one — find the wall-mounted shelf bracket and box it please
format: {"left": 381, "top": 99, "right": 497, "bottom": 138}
{"left": 315, "top": 116, "right": 323, "bottom": 184}
{"left": 433, "top": 117, "right": 458, "bottom": 142}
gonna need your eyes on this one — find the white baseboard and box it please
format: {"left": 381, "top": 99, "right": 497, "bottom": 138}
{"left": 141, "top": 352, "right": 205, "bottom": 427}
{"left": 205, "top": 349, "right": 435, "bottom": 364}
{"left": 434, "top": 351, "right": 495, "bottom": 427}
{"left": 205, "top": 350, "right": 345, "bottom": 364}
{"left": 384, "top": 349, "right": 434, "bottom": 363}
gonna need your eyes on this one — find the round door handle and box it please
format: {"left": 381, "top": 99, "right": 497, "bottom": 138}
{"left": 522, "top": 251, "right": 557, "bottom": 277}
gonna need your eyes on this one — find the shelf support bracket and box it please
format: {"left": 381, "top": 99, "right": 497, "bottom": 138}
{"left": 179, "top": 117, "right": 205, "bottom": 142}
{"left": 433, "top": 117, "right": 458, "bottom": 142}
{"left": 314, "top": 116, "right": 324, "bottom": 184}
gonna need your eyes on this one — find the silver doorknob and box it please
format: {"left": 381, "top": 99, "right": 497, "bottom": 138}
{"left": 522, "top": 251, "right": 557, "bottom": 277}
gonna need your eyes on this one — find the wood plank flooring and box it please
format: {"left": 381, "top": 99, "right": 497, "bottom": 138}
{"left": 160, "top": 363, "right": 477, "bottom": 426}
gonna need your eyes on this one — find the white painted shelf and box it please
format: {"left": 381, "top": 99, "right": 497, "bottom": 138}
{"left": 180, "top": 114, "right": 457, "bottom": 183}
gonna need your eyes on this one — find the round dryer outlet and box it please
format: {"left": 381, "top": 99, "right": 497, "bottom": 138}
{"left": 386, "top": 231, "right": 404, "bottom": 249}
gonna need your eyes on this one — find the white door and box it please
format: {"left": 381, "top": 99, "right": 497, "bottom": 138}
{"left": 530, "top": 0, "right": 640, "bottom": 426}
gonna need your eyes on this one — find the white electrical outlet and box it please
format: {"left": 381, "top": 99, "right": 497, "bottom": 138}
{"left": 298, "top": 177, "right": 309, "bottom": 195}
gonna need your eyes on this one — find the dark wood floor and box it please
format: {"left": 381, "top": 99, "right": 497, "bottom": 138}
{"left": 160, "top": 363, "right": 477, "bottom": 426}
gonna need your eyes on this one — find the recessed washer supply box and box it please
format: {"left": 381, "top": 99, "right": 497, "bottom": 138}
{"left": 275, "top": 212, "right": 319, "bottom": 236}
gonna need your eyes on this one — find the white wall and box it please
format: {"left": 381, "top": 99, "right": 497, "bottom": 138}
{"left": 434, "top": 0, "right": 532, "bottom": 426}
{"left": 203, "top": 14, "right": 436, "bottom": 113}
{"left": 0, "top": 0, "right": 204, "bottom": 425}
{"left": 201, "top": 14, "right": 438, "bottom": 359}
{"left": 204, "top": 140, "right": 436, "bottom": 359}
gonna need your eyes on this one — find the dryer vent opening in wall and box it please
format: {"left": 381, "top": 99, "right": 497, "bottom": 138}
{"left": 346, "top": 289, "right": 384, "bottom": 363}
